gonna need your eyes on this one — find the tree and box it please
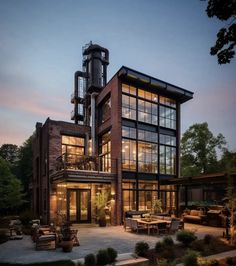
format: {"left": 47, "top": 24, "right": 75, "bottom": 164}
{"left": 225, "top": 172, "right": 236, "bottom": 244}
{"left": 0, "top": 144, "right": 19, "bottom": 166}
{"left": 205, "top": 0, "right": 236, "bottom": 64}
{"left": 15, "top": 136, "right": 33, "bottom": 196}
{"left": 218, "top": 148, "right": 236, "bottom": 172}
{"left": 181, "top": 122, "right": 226, "bottom": 176}
{"left": 0, "top": 157, "right": 25, "bottom": 212}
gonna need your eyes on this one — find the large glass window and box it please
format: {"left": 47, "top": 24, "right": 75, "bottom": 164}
{"left": 122, "top": 139, "right": 136, "bottom": 171}
{"left": 122, "top": 126, "right": 136, "bottom": 139}
{"left": 160, "top": 146, "right": 176, "bottom": 175}
{"left": 122, "top": 84, "right": 136, "bottom": 96}
{"left": 160, "top": 134, "right": 176, "bottom": 146}
{"left": 138, "top": 99, "right": 158, "bottom": 125}
{"left": 138, "top": 142, "right": 158, "bottom": 173}
{"left": 99, "top": 131, "right": 111, "bottom": 172}
{"left": 138, "top": 129, "right": 158, "bottom": 143}
{"left": 122, "top": 94, "right": 136, "bottom": 120}
{"left": 160, "top": 96, "right": 176, "bottom": 108}
{"left": 61, "top": 136, "right": 85, "bottom": 164}
{"left": 99, "top": 97, "right": 111, "bottom": 124}
{"left": 160, "top": 106, "right": 176, "bottom": 129}
{"left": 138, "top": 189, "right": 158, "bottom": 211}
{"left": 122, "top": 180, "right": 136, "bottom": 211}
{"left": 138, "top": 89, "right": 158, "bottom": 102}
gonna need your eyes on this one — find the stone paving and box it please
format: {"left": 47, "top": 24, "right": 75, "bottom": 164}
{"left": 0, "top": 223, "right": 226, "bottom": 264}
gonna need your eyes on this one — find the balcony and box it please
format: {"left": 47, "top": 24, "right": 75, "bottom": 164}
{"left": 55, "top": 153, "right": 117, "bottom": 174}
{"left": 71, "top": 110, "right": 84, "bottom": 121}
{"left": 71, "top": 93, "right": 84, "bottom": 104}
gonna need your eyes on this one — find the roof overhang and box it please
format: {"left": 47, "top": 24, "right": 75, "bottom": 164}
{"left": 160, "top": 172, "right": 236, "bottom": 186}
{"left": 118, "top": 66, "right": 194, "bottom": 104}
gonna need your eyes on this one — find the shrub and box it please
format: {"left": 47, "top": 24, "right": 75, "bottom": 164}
{"left": 197, "top": 257, "right": 219, "bottom": 266}
{"left": 226, "top": 256, "right": 234, "bottom": 265}
{"left": 176, "top": 230, "right": 197, "bottom": 246}
{"left": 191, "top": 240, "right": 205, "bottom": 252}
{"left": 135, "top": 241, "right": 149, "bottom": 257}
{"left": 157, "top": 258, "right": 168, "bottom": 266}
{"left": 155, "top": 241, "right": 164, "bottom": 252}
{"left": 107, "top": 247, "right": 118, "bottom": 263}
{"left": 183, "top": 250, "right": 199, "bottom": 266}
{"left": 204, "top": 234, "right": 213, "bottom": 245}
{"left": 84, "top": 253, "right": 96, "bottom": 266}
{"left": 161, "top": 246, "right": 175, "bottom": 260}
{"left": 96, "top": 249, "right": 109, "bottom": 266}
{"left": 163, "top": 236, "right": 174, "bottom": 246}
{"left": 210, "top": 259, "right": 219, "bottom": 266}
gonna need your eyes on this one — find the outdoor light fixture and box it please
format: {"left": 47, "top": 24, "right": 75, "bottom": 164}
{"left": 111, "top": 193, "right": 115, "bottom": 201}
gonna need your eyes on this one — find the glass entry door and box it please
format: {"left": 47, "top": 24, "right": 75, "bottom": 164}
{"left": 68, "top": 189, "right": 91, "bottom": 223}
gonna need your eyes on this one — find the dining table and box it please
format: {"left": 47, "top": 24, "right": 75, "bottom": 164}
{"left": 136, "top": 218, "right": 170, "bottom": 235}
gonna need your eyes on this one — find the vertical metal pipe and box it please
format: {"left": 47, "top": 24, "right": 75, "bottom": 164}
{"left": 91, "top": 92, "right": 97, "bottom": 155}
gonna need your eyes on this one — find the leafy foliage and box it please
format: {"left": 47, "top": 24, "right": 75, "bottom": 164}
{"left": 0, "top": 144, "right": 18, "bottom": 166}
{"left": 0, "top": 157, "right": 25, "bottom": 212}
{"left": 96, "top": 249, "right": 109, "bottom": 266}
{"left": 95, "top": 189, "right": 109, "bottom": 219}
{"left": 0, "top": 135, "right": 33, "bottom": 207}
{"left": 182, "top": 250, "right": 199, "bottom": 266}
{"left": 181, "top": 122, "right": 226, "bottom": 176}
{"left": 176, "top": 230, "right": 197, "bottom": 246}
{"left": 84, "top": 253, "right": 96, "bottom": 266}
{"left": 15, "top": 136, "right": 33, "bottom": 196}
{"left": 163, "top": 236, "right": 174, "bottom": 246}
{"left": 135, "top": 241, "right": 149, "bottom": 257}
{"left": 205, "top": 0, "right": 236, "bottom": 64}
{"left": 107, "top": 247, "right": 118, "bottom": 264}
{"left": 218, "top": 148, "right": 236, "bottom": 172}
{"left": 155, "top": 241, "right": 164, "bottom": 252}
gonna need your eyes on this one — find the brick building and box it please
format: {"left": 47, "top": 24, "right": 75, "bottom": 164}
{"left": 32, "top": 43, "right": 193, "bottom": 225}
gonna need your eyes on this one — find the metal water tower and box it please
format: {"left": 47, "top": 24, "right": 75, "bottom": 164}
{"left": 71, "top": 42, "right": 109, "bottom": 154}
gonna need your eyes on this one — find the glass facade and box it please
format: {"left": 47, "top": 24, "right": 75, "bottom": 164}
{"left": 160, "top": 134, "right": 176, "bottom": 175}
{"left": 61, "top": 135, "right": 85, "bottom": 165}
{"left": 159, "top": 106, "right": 176, "bottom": 129}
{"left": 99, "top": 97, "right": 111, "bottom": 124}
{"left": 99, "top": 131, "right": 111, "bottom": 172}
{"left": 138, "top": 142, "right": 158, "bottom": 173}
{"left": 122, "top": 139, "right": 136, "bottom": 171}
{"left": 121, "top": 83, "right": 178, "bottom": 214}
{"left": 122, "top": 94, "right": 136, "bottom": 120}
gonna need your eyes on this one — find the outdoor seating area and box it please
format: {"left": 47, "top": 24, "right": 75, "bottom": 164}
{"left": 31, "top": 220, "right": 80, "bottom": 251}
{"left": 0, "top": 224, "right": 228, "bottom": 264}
{"left": 124, "top": 215, "right": 183, "bottom": 235}
{"left": 182, "top": 205, "right": 236, "bottom": 227}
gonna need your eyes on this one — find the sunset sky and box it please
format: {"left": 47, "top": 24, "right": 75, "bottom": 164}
{"left": 0, "top": 0, "right": 236, "bottom": 150}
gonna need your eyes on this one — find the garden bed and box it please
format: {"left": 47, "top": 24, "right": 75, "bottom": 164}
{"left": 142, "top": 232, "right": 236, "bottom": 266}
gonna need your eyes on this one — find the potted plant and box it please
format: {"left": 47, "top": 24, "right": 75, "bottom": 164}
{"left": 60, "top": 222, "right": 73, "bottom": 252}
{"left": 95, "top": 190, "right": 109, "bottom": 227}
{"left": 152, "top": 199, "right": 162, "bottom": 214}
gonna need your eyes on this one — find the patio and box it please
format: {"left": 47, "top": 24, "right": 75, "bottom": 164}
{"left": 0, "top": 223, "right": 225, "bottom": 264}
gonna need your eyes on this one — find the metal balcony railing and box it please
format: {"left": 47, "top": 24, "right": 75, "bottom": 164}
{"left": 55, "top": 153, "right": 117, "bottom": 173}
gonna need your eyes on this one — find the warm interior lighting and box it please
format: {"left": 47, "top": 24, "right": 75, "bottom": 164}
{"left": 111, "top": 193, "right": 115, "bottom": 201}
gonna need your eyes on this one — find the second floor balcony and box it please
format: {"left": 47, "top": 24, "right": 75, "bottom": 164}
{"left": 55, "top": 153, "right": 117, "bottom": 174}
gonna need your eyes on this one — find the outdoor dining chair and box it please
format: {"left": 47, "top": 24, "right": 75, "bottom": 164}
{"left": 130, "top": 219, "right": 147, "bottom": 233}
{"left": 153, "top": 222, "right": 167, "bottom": 235}
{"left": 167, "top": 220, "right": 180, "bottom": 234}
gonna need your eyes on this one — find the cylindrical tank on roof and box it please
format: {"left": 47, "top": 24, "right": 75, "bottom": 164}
{"left": 83, "top": 43, "right": 109, "bottom": 93}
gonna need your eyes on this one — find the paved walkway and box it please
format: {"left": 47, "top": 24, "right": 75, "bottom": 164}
{"left": 0, "top": 224, "right": 225, "bottom": 264}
